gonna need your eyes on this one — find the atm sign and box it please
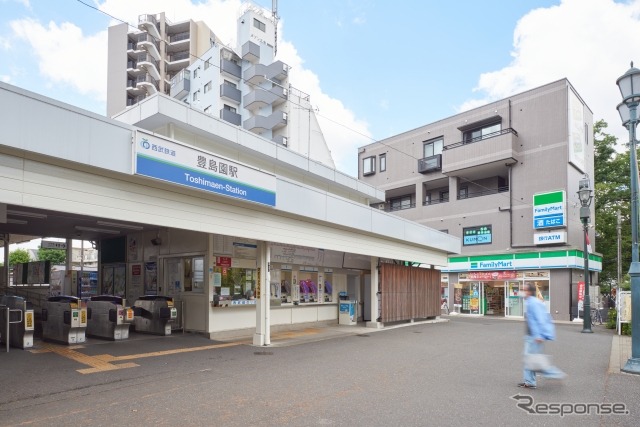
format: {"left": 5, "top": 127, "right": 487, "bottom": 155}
{"left": 80, "top": 310, "right": 86, "bottom": 324}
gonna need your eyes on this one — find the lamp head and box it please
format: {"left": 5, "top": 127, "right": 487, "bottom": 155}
{"left": 617, "top": 61, "right": 640, "bottom": 105}
{"left": 578, "top": 175, "right": 593, "bottom": 210}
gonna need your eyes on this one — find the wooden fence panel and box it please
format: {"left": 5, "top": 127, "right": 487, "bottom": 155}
{"left": 380, "top": 264, "right": 440, "bottom": 323}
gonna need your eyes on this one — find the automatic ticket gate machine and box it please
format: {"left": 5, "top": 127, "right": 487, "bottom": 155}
{"left": 41, "top": 296, "right": 87, "bottom": 344}
{"left": 133, "top": 295, "right": 178, "bottom": 336}
{"left": 0, "top": 295, "right": 35, "bottom": 349}
{"left": 86, "top": 295, "right": 134, "bottom": 340}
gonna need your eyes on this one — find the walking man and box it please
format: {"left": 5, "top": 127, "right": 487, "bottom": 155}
{"left": 518, "top": 282, "right": 566, "bottom": 389}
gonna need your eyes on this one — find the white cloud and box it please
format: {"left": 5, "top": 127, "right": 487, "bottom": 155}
{"left": 10, "top": 18, "right": 107, "bottom": 100}
{"left": 353, "top": 16, "right": 366, "bottom": 25}
{"left": 459, "top": 0, "right": 640, "bottom": 145}
{"left": 1, "top": 74, "right": 11, "bottom": 83}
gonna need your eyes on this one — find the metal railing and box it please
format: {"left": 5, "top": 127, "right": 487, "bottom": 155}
{"left": 423, "top": 198, "right": 449, "bottom": 206}
{"left": 169, "top": 32, "right": 190, "bottom": 43}
{"left": 457, "top": 185, "right": 509, "bottom": 200}
{"left": 443, "top": 128, "right": 518, "bottom": 150}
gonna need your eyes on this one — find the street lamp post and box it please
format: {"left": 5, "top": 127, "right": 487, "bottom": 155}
{"left": 616, "top": 62, "right": 640, "bottom": 374}
{"left": 578, "top": 175, "right": 593, "bottom": 333}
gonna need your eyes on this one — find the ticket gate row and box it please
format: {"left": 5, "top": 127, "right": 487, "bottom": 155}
{"left": 0, "top": 295, "right": 35, "bottom": 350}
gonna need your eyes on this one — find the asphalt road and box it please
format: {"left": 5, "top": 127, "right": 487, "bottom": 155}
{"left": 0, "top": 316, "right": 637, "bottom": 426}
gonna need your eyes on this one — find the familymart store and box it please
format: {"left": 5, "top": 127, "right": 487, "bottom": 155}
{"left": 442, "top": 250, "right": 602, "bottom": 321}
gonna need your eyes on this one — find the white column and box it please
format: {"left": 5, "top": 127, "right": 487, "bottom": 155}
{"left": 367, "top": 256, "right": 381, "bottom": 328}
{"left": 253, "top": 241, "right": 271, "bottom": 346}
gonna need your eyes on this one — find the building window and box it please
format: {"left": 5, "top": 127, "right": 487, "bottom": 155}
{"left": 424, "top": 193, "right": 431, "bottom": 205}
{"left": 194, "top": 67, "right": 199, "bottom": 78}
{"left": 380, "top": 154, "right": 386, "bottom": 172}
{"left": 390, "top": 195, "right": 412, "bottom": 211}
{"left": 193, "top": 90, "right": 200, "bottom": 102}
{"left": 204, "top": 81, "right": 212, "bottom": 93}
{"left": 254, "top": 18, "right": 266, "bottom": 32}
{"left": 463, "top": 122, "right": 501, "bottom": 143}
{"left": 224, "top": 80, "right": 237, "bottom": 88}
{"left": 204, "top": 58, "right": 211, "bottom": 70}
{"left": 459, "top": 186, "right": 468, "bottom": 199}
{"left": 423, "top": 138, "right": 443, "bottom": 158}
{"left": 224, "top": 104, "right": 237, "bottom": 113}
{"left": 439, "top": 190, "right": 449, "bottom": 203}
{"left": 363, "top": 156, "right": 375, "bottom": 176}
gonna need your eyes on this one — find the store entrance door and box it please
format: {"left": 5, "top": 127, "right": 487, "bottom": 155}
{"left": 484, "top": 283, "right": 505, "bottom": 316}
{"left": 505, "top": 281, "right": 523, "bottom": 317}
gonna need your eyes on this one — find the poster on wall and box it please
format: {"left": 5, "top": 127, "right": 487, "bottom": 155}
{"left": 144, "top": 262, "right": 158, "bottom": 295}
{"left": 113, "top": 264, "right": 126, "bottom": 297}
{"left": 102, "top": 266, "right": 114, "bottom": 295}
{"left": 128, "top": 235, "right": 140, "bottom": 262}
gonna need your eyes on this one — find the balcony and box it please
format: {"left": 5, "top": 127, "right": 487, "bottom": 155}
{"left": 244, "top": 61, "right": 289, "bottom": 85}
{"left": 242, "top": 41, "right": 260, "bottom": 62}
{"left": 220, "top": 108, "right": 242, "bottom": 126}
{"left": 170, "top": 69, "right": 190, "bottom": 98}
{"left": 216, "top": 83, "right": 239, "bottom": 104}
{"left": 220, "top": 58, "right": 241, "bottom": 79}
{"left": 373, "top": 202, "right": 416, "bottom": 212}
{"left": 243, "top": 89, "right": 276, "bottom": 110}
{"left": 271, "top": 85, "right": 288, "bottom": 106}
{"left": 272, "top": 135, "right": 288, "bottom": 147}
{"left": 138, "top": 14, "right": 160, "bottom": 40}
{"left": 136, "top": 74, "right": 158, "bottom": 94}
{"left": 243, "top": 111, "right": 288, "bottom": 133}
{"left": 442, "top": 128, "right": 519, "bottom": 176}
{"left": 137, "top": 33, "right": 161, "bottom": 61}
{"left": 136, "top": 53, "right": 160, "bottom": 80}
{"left": 126, "top": 95, "right": 146, "bottom": 107}
{"left": 169, "top": 31, "right": 190, "bottom": 43}
{"left": 457, "top": 185, "right": 509, "bottom": 200}
{"left": 418, "top": 154, "right": 442, "bottom": 173}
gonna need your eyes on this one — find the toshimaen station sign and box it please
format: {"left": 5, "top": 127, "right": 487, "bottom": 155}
{"left": 533, "top": 191, "right": 566, "bottom": 230}
{"left": 133, "top": 131, "right": 276, "bottom": 207}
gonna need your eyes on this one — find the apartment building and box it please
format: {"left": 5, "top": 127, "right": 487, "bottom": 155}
{"left": 358, "top": 79, "right": 602, "bottom": 322}
{"left": 107, "top": 3, "right": 334, "bottom": 167}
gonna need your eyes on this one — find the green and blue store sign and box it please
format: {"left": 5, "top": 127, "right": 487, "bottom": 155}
{"left": 533, "top": 190, "right": 565, "bottom": 229}
{"left": 442, "top": 250, "right": 602, "bottom": 273}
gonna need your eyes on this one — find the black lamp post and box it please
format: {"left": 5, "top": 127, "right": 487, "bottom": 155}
{"left": 578, "top": 175, "right": 593, "bottom": 333}
{"left": 616, "top": 62, "right": 640, "bottom": 374}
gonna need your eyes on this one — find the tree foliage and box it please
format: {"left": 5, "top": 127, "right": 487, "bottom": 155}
{"left": 593, "top": 120, "right": 632, "bottom": 288}
{"left": 9, "top": 248, "right": 30, "bottom": 266}
{"left": 38, "top": 248, "right": 66, "bottom": 265}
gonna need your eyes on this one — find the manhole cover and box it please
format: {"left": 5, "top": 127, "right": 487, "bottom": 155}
{"left": 356, "top": 334, "right": 370, "bottom": 337}
{"left": 253, "top": 351, "right": 273, "bottom": 356}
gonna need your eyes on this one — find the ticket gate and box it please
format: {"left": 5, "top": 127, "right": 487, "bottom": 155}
{"left": 0, "top": 295, "right": 35, "bottom": 349}
{"left": 86, "top": 296, "right": 134, "bottom": 340}
{"left": 133, "top": 295, "right": 177, "bottom": 336}
{"left": 41, "top": 296, "right": 87, "bottom": 344}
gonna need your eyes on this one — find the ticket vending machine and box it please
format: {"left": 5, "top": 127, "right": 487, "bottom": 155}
{"left": 0, "top": 295, "right": 35, "bottom": 349}
{"left": 133, "top": 295, "right": 178, "bottom": 335}
{"left": 338, "top": 292, "right": 357, "bottom": 325}
{"left": 41, "top": 296, "right": 87, "bottom": 344}
{"left": 86, "top": 295, "right": 134, "bottom": 340}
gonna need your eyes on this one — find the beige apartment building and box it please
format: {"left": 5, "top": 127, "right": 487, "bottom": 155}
{"left": 358, "top": 79, "right": 602, "bottom": 321}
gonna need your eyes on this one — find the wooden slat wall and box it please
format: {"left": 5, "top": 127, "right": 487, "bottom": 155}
{"left": 380, "top": 264, "right": 440, "bottom": 323}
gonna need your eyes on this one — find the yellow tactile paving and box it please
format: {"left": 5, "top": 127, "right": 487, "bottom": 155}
{"left": 28, "top": 328, "right": 323, "bottom": 374}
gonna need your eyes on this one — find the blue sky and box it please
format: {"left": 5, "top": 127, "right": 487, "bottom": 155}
{"left": 1, "top": 0, "right": 639, "bottom": 176}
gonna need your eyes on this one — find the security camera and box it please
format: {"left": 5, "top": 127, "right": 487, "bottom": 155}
{"left": 151, "top": 237, "right": 162, "bottom": 246}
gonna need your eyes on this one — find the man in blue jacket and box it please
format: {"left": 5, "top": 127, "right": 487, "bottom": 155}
{"left": 518, "top": 282, "right": 566, "bottom": 389}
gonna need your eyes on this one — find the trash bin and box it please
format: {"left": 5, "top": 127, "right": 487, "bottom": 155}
{"left": 338, "top": 292, "right": 357, "bottom": 325}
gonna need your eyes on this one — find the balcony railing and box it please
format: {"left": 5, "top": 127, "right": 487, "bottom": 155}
{"left": 374, "top": 202, "right": 417, "bottom": 212}
{"left": 418, "top": 154, "right": 442, "bottom": 174}
{"left": 169, "top": 32, "right": 190, "bottom": 43}
{"left": 443, "top": 128, "right": 518, "bottom": 150}
{"left": 423, "top": 197, "right": 449, "bottom": 206}
{"left": 168, "top": 51, "right": 190, "bottom": 62}
{"left": 457, "top": 185, "right": 509, "bottom": 200}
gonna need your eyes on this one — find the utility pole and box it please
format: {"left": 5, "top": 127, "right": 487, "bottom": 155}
{"left": 618, "top": 210, "right": 622, "bottom": 293}
{"left": 272, "top": 0, "right": 279, "bottom": 55}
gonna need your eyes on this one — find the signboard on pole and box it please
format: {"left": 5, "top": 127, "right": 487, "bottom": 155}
{"left": 42, "top": 240, "right": 67, "bottom": 250}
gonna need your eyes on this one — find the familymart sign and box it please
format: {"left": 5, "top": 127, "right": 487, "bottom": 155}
{"left": 443, "top": 250, "right": 602, "bottom": 273}
{"left": 533, "top": 190, "right": 565, "bottom": 229}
